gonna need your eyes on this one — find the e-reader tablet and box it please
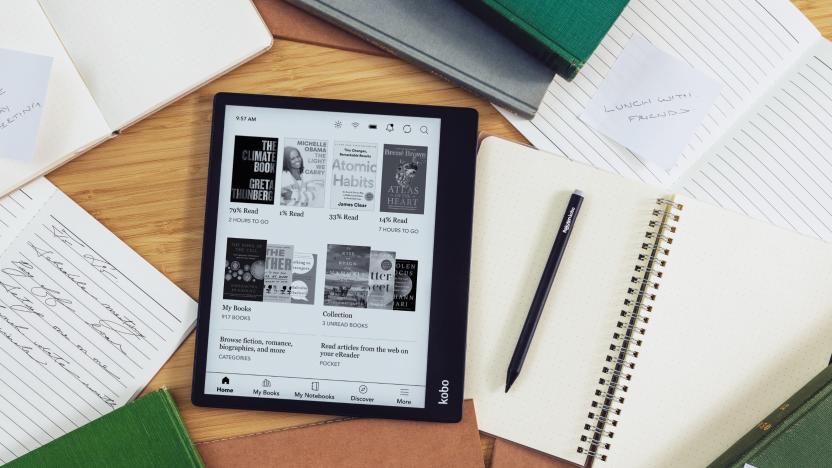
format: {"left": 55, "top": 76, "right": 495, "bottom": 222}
{"left": 192, "top": 93, "right": 478, "bottom": 422}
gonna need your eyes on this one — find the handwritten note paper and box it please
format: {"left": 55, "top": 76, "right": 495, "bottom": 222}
{"left": 0, "top": 178, "right": 196, "bottom": 464}
{"left": 0, "top": 49, "right": 52, "bottom": 161}
{"left": 580, "top": 35, "right": 721, "bottom": 170}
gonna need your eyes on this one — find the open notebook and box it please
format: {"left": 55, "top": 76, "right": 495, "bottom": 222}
{"left": 0, "top": 0, "right": 271, "bottom": 196}
{"left": 465, "top": 137, "right": 832, "bottom": 467}
{"left": 499, "top": 0, "right": 832, "bottom": 242}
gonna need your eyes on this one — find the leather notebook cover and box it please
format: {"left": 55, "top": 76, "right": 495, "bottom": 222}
{"left": 197, "top": 400, "right": 484, "bottom": 467}
{"left": 252, "top": 0, "right": 386, "bottom": 56}
{"left": 285, "top": 0, "right": 554, "bottom": 118}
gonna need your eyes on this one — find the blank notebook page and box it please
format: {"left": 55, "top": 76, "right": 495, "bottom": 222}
{"left": 465, "top": 137, "right": 663, "bottom": 464}
{"left": 608, "top": 195, "right": 832, "bottom": 467}
{"left": 38, "top": 0, "right": 272, "bottom": 130}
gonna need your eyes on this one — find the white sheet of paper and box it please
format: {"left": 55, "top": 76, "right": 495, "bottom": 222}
{"left": 580, "top": 35, "right": 721, "bottom": 170}
{"left": 0, "top": 177, "right": 197, "bottom": 464}
{"left": 0, "top": 48, "right": 52, "bottom": 161}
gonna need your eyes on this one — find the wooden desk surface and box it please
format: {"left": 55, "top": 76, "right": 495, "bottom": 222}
{"left": 46, "top": 2, "right": 831, "bottom": 465}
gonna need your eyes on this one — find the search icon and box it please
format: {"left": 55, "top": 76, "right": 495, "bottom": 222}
{"left": 420, "top": 125, "right": 428, "bottom": 134}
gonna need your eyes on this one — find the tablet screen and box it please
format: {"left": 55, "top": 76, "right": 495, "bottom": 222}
{"left": 203, "top": 105, "right": 442, "bottom": 408}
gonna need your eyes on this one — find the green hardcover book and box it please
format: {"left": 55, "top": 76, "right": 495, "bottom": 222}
{"left": 709, "top": 365, "right": 832, "bottom": 468}
{"left": 458, "top": 0, "right": 629, "bottom": 80}
{"left": 6, "top": 389, "right": 203, "bottom": 468}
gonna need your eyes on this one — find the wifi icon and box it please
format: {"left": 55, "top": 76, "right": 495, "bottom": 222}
{"left": 351, "top": 122, "right": 360, "bottom": 128}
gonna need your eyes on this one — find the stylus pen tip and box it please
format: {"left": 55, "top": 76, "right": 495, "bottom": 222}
{"left": 505, "top": 377, "right": 516, "bottom": 393}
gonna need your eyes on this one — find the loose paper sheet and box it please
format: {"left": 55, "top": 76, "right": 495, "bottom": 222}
{"left": 580, "top": 34, "right": 721, "bottom": 170}
{"left": 0, "top": 48, "right": 52, "bottom": 161}
{"left": 0, "top": 177, "right": 196, "bottom": 464}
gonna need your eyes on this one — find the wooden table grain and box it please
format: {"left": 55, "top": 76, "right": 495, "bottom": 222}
{"left": 45, "top": 3, "right": 831, "bottom": 465}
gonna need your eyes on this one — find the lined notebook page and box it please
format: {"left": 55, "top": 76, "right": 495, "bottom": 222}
{"left": 0, "top": 0, "right": 111, "bottom": 197}
{"left": 465, "top": 137, "right": 661, "bottom": 464}
{"left": 677, "top": 41, "right": 832, "bottom": 241}
{"left": 0, "top": 178, "right": 196, "bottom": 464}
{"left": 608, "top": 194, "right": 832, "bottom": 467}
{"left": 499, "top": 0, "right": 820, "bottom": 186}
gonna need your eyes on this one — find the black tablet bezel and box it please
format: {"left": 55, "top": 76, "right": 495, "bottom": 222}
{"left": 191, "top": 93, "right": 478, "bottom": 422}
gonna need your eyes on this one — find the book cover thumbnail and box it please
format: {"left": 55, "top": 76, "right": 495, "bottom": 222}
{"left": 324, "top": 244, "right": 371, "bottom": 308}
{"left": 394, "top": 259, "right": 418, "bottom": 311}
{"left": 264, "top": 244, "right": 294, "bottom": 303}
{"left": 330, "top": 141, "right": 378, "bottom": 211}
{"left": 380, "top": 144, "right": 428, "bottom": 214}
{"left": 223, "top": 237, "right": 267, "bottom": 302}
{"left": 230, "top": 135, "right": 279, "bottom": 204}
{"left": 280, "top": 138, "right": 328, "bottom": 208}
{"left": 368, "top": 250, "right": 396, "bottom": 309}
{"left": 291, "top": 253, "right": 317, "bottom": 305}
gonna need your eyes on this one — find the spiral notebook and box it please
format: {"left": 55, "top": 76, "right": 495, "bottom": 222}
{"left": 465, "top": 137, "right": 832, "bottom": 467}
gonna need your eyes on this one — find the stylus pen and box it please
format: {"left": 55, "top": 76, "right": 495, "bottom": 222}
{"left": 505, "top": 189, "right": 584, "bottom": 393}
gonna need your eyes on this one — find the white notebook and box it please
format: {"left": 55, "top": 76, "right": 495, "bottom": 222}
{"left": 0, "top": 177, "right": 197, "bottom": 463}
{"left": 0, "top": 0, "right": 272, "bottom": 196}
{"left": 465, "top": 137, "right": 832, "bottom": 467}
{"left": 499, "top": 0, "right": 832, "bottom": 242}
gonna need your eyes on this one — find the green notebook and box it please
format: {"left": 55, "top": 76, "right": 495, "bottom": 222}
{"left": 6, "top": 389, "right": 203, "bottom": 468}
{"left": 458, "top": 0, "right": 629, "bottom": 80}
{"left": 710, "top": 365, "right": 832, "bottom": 468}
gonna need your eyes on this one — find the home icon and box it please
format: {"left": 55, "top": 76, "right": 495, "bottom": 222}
{"left": 221, "top": 376, "right": 230, "bottom": 385}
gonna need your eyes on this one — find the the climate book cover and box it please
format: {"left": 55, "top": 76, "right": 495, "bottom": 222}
{"left": 330, "top": 141, "right": 378, "bottom": 211}
{"left": 380, "top": 144, "right": 428, "bottom": 214}
{"left": 230, "top": 135, "right": 278, "bottom": 204}
{"left": 223, "top": 237, "right": 267, "bottom": 301}
{"left": 324, "top": 244, "right": 371, "bottom": 308}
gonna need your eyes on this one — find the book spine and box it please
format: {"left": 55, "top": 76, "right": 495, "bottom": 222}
{"left": 456, "top": 0, "right": 579, "bottom": 79}
{"left": 577, "top": 197, "right": 683, "bottom": 463}
{"left": 283, "top": 0, "right": 538, "bottom": 117}
{"left": 708, "top": 364, "right": 832, "bottom": 468}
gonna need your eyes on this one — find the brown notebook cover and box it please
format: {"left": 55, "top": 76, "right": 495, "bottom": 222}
{"left": 491, "top": 438, "right": 577, "bottom": 468}
{"left": 252, "top": 0, "right": 386, "bottom": 56}
{"left": 197, "top": 400, "right": 484, "bottom": 467}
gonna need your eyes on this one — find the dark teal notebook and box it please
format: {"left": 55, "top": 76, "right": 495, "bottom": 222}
{"left": 6, "top": 389, "right": 203, "bottom": 468}
{"left": 458, "top": 0, "right": 629, "bottom": 79}
{"left": 710, "top": 365, "right": 832, "bottom": 468}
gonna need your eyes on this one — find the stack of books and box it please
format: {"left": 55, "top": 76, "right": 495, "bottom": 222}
{"left": 283, "top": 0, "right": 628, "bottom": 117}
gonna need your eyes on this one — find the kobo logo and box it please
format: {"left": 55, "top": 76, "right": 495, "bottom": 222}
{"left": 437, "top": 379, "right": 450, "bottom": 405}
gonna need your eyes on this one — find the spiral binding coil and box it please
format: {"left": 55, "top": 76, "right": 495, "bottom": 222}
{"left": 577, "top": 198, "right": 682, "bottom": 462}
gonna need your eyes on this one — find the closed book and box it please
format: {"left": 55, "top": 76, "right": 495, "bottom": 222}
{"left": 284, "top": 0, "right": 554, "bottom": 118}
{"left": 458, "top": 0, "right": 629, "bottom": 80}
{"left": 709, "top": 365, "right": 832, "bottom": 468}
{"left": 6, "top": 389, "right": 203, "bottom": 468}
